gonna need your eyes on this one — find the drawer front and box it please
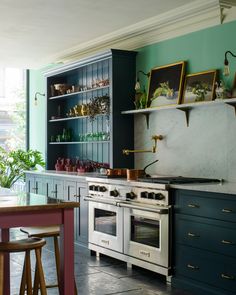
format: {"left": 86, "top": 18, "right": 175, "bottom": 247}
{"left": 175, "top": 217, "right": 236, "bottom": 258}
{"left": 175, "top": 245, "right": 236, "bottom": 293}
{"left": 175, "top": 191, "right": 236, "bottom": 222}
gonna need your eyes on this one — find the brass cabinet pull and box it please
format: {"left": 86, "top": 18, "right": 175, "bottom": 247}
{"left": 222, "top": 208, "right": 233, "bottom": 213}
{"left": 188, "top": 204, "right": 200, "bottom": 208}
{"left": 221, "top": 239, "right": 234, "bottom": 245}
{"left": 221, "top": 273, "right": 235, "bottom": 280}
{"left": 188, "top": 232, "right": 200, "bottom": 238}
{"left": 187, "top": 264, "right": 199, "bottom": 270}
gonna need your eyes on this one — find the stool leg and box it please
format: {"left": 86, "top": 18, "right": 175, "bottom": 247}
{"left": 25, "top": 250, "right": 32, "bottom": 295}
{"left": 19, "top": 253, "right": 27, "bottom": 295}
{"left": 0, "top": 253, "right": 4, "bottom": 295}
{"left": 54, "top": 236, "right": 60, "bottom": 284}
{"left": 35, "top": 248, "right": 47, "bottom": 295}
{"left": 33, "top": 248, "right": 41, "bottom": 295}
{"left": 54, "top": 236, "right": 77, "bottom": 294}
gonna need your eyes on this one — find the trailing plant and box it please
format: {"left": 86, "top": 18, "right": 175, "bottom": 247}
{"left": 0, "top": 148, "right": 45, "bottom": 188}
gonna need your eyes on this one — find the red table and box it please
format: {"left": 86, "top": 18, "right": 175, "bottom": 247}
{"left": 0, "top": 191, "right": 79, "bottom": 295}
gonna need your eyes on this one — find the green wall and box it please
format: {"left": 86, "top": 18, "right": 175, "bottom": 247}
{"left": 136, "top": 20, "right": 236, "bottom": 91}
{"left": 29, "top": 20, "right": 236, "bottom": 156}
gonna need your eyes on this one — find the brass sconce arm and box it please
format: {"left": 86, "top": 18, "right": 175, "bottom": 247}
{"left": 123, "top": 135, "right": 163, "bottom": 156}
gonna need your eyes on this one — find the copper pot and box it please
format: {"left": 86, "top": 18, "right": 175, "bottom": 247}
{"left": 127, "top": 169, "right": 145, "bottom": 181}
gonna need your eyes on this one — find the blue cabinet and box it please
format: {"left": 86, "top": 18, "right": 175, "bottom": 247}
{"left": 172, "top": 189, "right": 236, "bottom": 295}
{"left": 45, "top": 49, "right": 136, "bottom": 170}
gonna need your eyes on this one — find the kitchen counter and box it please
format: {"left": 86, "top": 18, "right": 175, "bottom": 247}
{"left": 26, "top": 170, "right": 236, "bottom": 195}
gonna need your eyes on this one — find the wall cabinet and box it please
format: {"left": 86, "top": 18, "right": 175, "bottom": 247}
{"left": 172, "top": 189, "right": 236, "bottom": 295}
{"left": 44, "top": 49, "right": 136, "bottom": 170}
{"left": 25, "top": 173, "right": 88, "bottom": 245}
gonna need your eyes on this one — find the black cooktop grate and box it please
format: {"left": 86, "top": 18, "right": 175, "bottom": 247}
{"left": 137, "top": 176, "right": 221, "bottom": 184}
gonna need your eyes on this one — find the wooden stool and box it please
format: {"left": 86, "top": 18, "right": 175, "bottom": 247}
{"left": 0, "top": 237, "right": 47, "bottom": 295}
{"left": 20, "top": 226, "right": 77, "bottom": 293}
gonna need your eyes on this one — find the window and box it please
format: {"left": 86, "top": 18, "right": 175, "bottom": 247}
{"left": 0, "top": 68, "right": 27, "bottom": 150}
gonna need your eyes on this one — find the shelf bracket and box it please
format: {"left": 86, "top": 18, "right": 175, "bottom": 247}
{"left": 225, "top": 102, "right": 236, "bottom": 116}
{"left": 142, "top": 113, "right": 150, "bottom": 129}
{"left": 177, "top": 107, "right": 192, "bottom": 127}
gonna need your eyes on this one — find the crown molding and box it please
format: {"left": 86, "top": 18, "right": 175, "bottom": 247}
{"left": 51, "top": 0, "right": 234, "bottom": 64}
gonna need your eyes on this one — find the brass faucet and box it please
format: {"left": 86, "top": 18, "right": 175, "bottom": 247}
{"left": 123, "top": 135, "right": 163, "bottom": 155}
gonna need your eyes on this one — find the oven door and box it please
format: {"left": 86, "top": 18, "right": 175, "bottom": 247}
{"left": 121, "top": 203, "right": 169, "bottom": 267}
{"left": 86, "top": 197, "right": 123, "bottom": 252}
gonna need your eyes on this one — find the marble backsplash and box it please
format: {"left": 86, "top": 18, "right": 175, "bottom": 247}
{"left": 134, "top": 102, "right": 236, "bottom": 182}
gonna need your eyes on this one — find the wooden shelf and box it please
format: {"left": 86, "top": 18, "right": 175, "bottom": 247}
{"left": 121, "top": 97, "right": 236, "bottom": 127}
{"left": 49, "top": 141, "right": 110, "bottom": 145}
{"left": 49, "top": 85, "right": 110, "bottom": 100}
{"left": 49, "top": 114, "right": 108, "bottom": 123}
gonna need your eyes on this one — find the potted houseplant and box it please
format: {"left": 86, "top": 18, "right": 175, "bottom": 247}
{"left": 0, "top": 147, "right": 45, "bottom": 188}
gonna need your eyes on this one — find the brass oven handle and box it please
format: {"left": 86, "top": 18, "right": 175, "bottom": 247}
{"left": 221, "top": 273, "right": 235, "bottom": 280}
{"left": 222, "top": 208, "right": 233, "bottom": 213}
{"left": 188, "top": 204, "right": 199, "bottom": 208}
{"left": 188, "top": 232, "right": 200, "bottom": 238}
{"left": 221, "top": 239, "right": 234, "bottom": 245}
{"left": 187, "top": 264, "right": 199, "bottom": 270}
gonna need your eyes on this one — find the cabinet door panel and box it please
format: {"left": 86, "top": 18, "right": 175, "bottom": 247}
{"left": 175, "top": 190, "right": 236, "bottom": 222}
{"left": 176, "top": 216, "right": 236, "bottom": 258}
{"left": 35, "top": 177, "right": 46, "bottom": 195}
{"left": 175, "top": 245, "right": 236, "bottom": 293}
{"left": 25, "top": 175, "right": 35, "bottom": 193}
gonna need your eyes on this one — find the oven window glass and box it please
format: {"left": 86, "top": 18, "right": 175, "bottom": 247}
{"left": 94, "top": 209, "right": 117, "bottom": 236}
{"left": 131, "top": 216, "right": 159, "bottom": 248}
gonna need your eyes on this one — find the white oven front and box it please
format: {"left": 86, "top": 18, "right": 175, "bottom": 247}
{"left": 121, "top": 203, "right": 170, "bottom": 267}
{"left": 88, "top": 199, "right": 123, "bottom": 252}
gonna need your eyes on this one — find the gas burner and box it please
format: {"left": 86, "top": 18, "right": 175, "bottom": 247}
{"left": 137, "top": 176, "right": 221, "bottom": 184}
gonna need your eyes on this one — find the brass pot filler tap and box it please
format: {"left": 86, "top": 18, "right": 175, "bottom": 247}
{"left": 122, "top": 135, "right": 163, "bottom": 155}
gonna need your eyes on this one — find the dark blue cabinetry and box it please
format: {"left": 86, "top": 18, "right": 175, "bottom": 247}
{"left": 44, "top": 49, "right": 136, "bottom": 170}
{"left": 172, "top": 189, "right": 236, "bottom": 295}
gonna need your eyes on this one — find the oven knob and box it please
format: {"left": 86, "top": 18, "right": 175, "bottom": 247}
{"left": 141, "top": 191, "right": 148, "bottom": 198}
{"left": 126, "top": 192, "right": 136, "bottom": 200}
{"left": 89, "top": 185, "right": 95, "bottom": 191}
{"left": 98, "top": 186, "right": 107, "bottom": 192}
{"left": 155, "top": 193, "right": 165, "bottom": 200}
{"left": 110, "top": 189, "right": 119, "bottom": 197}
{"left": 148, "top": 192, "right": 155, "bottom": 199}
{"left": 94, "top": 186, "right": 99, "bottom": 191}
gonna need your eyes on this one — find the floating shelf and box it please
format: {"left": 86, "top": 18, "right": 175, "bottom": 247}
{"left": 49, "top": 85, "right": 110, "bottom": 100}
{"left": 121, "top": 97, "right": 236, "bottom": 127}
{"left": 49, "top": 141, "right": 110, "bottom": 145}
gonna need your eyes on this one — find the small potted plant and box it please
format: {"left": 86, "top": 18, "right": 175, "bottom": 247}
{"left": 0, "top": 147, "right": 45, "bottom": 188}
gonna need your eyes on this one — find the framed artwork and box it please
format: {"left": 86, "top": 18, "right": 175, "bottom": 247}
{"left": 182, "top": 70, "right": 217, "bottom": 104}
{"left": 147, "top": 61, "right": 185, "bottom": 107}
{"left": 232, "top": 73, "right": 236, "bottom": 98}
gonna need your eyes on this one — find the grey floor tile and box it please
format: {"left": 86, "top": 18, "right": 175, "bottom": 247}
{"left": 9, "top": 229, "right": 192, "bottom": 295}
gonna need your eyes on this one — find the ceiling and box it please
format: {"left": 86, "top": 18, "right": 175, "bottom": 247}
{"left": 1, "top": 0, "right": 235, "bottom": 69}
{"left": 0, "top": 0, "right": 201, "bottom": 69}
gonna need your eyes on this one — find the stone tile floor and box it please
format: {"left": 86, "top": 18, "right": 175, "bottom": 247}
{"left": 9, "top": 229, "right": 192, "bottom": 295}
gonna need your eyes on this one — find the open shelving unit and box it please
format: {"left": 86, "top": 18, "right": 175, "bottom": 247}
{"left": 44, "top": 49, "right": 137, "bottom": 170}
{"left": 122, "top": 97, "right": 236, "bottom": 127}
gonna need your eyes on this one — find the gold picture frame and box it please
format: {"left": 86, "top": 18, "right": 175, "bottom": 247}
{"left": 147, "top": 61, "right": 186, "bottom": 108}
{"left": 232, "top": 73, "right": 236, "bottom": 98}
{"left": 182, "top": 70, "right": 217, "bottom": 104}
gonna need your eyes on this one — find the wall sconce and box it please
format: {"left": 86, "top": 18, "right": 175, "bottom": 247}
{"left": 224, "top": 50, "right": 236, "bottom": 76}
{"left": 135, "top": 70, "right": 150, "bottom": 91}
{"left": 34, "top": 92, "right": 45, "bottom": 106}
